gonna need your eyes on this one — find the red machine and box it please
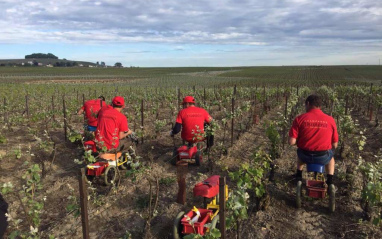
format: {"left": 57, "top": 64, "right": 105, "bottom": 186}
{"left": 296, "top": 163, "right": 335, "bottom": 212}
{"left": 171, "top": 143, "right": 203, "bottom": 166}
{"left": 173, "top": 175, "right": 227, "bottom": 239}
{"left": 83, "top": 140, "right": 129, "bottom": 185}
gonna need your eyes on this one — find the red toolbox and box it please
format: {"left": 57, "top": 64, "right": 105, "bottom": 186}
{"left": 193, "top": 175, "right": 220, "bottom": 198}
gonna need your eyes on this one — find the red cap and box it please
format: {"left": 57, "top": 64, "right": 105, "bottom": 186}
{"left": 182, "top": 96, "right": 195, "bottom": 104}
{"left": 112, "top": 96, "right": 125, "bottom": 107}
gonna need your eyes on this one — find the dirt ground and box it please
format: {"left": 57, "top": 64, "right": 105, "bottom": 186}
{"left": 1, "top": 101, "right": 382, "bottom": 239}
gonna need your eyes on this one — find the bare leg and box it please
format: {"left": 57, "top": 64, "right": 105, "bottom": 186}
{"left": 297, "top": 158, "right": 305, "bottom": 171}
{"left": 325, "top": 157, "right": 335, "bottom": 175}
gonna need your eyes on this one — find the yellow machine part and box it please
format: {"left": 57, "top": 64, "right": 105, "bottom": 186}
{"left": 207, "top": 185, "right": 229, "bottom": 220}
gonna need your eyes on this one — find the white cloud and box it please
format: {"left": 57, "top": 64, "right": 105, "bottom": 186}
{"left": 0, "top": 0, "right": 381, "bottom": 66}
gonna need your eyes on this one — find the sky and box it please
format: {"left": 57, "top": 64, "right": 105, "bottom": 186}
{"left": 0, "top": 0, "right": 381, "bottom": 67}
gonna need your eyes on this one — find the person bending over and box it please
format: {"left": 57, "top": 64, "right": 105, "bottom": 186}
{"left": 95, "top": 96, "right": 132, "bottom": 152}
{"left": 77, "top": 95, "right": 106, "bottom": 132}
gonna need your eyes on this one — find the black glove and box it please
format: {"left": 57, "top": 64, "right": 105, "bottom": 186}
{"left": 128, "top": 132, "right": 139, "bottom": 144}
{"left": 207, "top": 135, "right": 214, "bottom": 148}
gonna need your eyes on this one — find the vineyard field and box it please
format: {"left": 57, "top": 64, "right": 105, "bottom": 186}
{"left": 0, "top": 66, "right": 381, "bottom": 239}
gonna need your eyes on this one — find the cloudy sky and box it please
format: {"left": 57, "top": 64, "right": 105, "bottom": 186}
{"left": 0, "top": 0, "right": 381, "bottom": 66}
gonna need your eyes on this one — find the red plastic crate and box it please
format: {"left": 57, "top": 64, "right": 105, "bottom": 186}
{"left": 181, "top": 208, "right": 213, "bottom": 235}
{"left": 306, "top": 180, "right": 327, "bottom": 198}
{"left": 87, "top": 162, "right": 108, "bottom": 176}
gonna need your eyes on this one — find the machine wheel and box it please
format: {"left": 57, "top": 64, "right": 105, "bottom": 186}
{"left": 104, "top": 166, "right": 117, "bottom": 186}
{"left": 85, "top": 175, "right": 95, "bottom": 183}
{"left": 171, "top": 148, "right": 178, "bottom": 166}
{"left": 119, "top": 162, "right": 127, "bottom": 170}
{"left": 296, "top": 180, "right": 302, "bottom": 209}
{"left": 329, "top": 184, "right": 336, "bottom": 212}
{"left": 119, "top": 154, "right": 128, "bottom": 170}
{"left": 195, "top": 151, "right": 201, "bottom": 166}
{"left": 173, "top": 211, "right": 185, "bottom": 239}
{"left": 210, "top": 215, "right": 219, "bottom": 229}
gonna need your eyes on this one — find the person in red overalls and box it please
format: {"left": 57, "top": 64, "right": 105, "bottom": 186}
{"left": 289, "top": 94, "right": 338, "bottom": 186}
{"left": 77, "top": 96, "right": 106, "bottom": 132}
{"left": 170, "top": 96, "right": 213, "bottom": 144}
{"left": 95, "top": 96, "right": 132, "bottom": 152}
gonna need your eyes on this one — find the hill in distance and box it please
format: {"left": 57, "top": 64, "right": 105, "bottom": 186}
{"left": 0, "top": 58, "right": 97, "bottom": 67}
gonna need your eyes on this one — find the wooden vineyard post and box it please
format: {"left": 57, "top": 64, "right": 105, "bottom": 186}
{"left": 25, "top": 94, "right": 29, "bottom": 118}
{"left": 63, "top": 95, "right": 68, "bottom": 141}
{"left": 141, "top": 99, "right": 144, "bottom": 144}
{"left": 284, "top": 93, "right": 288, "bottom": 119}
{"left": 282, "top": 93, "right": 289, "bottom": 150}
{"left": 79, "top": 168, "right": 90, "bottom": 239}
{"left": 276, "top": 85, "right": 279, "bottom": 102}
{"left": 176, "top": 161, "right": 188, "bottom": 204}
{"left": 82, "top": 94, "right": 85, "bottom": 106}
{"left": 51, "top": 95, "right": 55, "bottom": 122}
{"left": 253, "top": 94, "right": 260, "bottom": 125}
{"left": 4, "top": 97, "right": 8, "bottom": 125}
{"left": 76, "top": 90, "right": 79, "bottom": 106}
{"left": 345, "top": 95, "right": 349, "bottom": 115}
{"left": 367, "top": 83, "right": 373, "bottom": 116}
{"left": 369, "top": 100, "right": 374, "bottom": 122}
{"left": 94, "top": 89, "right": 97, "bottom": 99}
{"left": 231, "top": 97, "right": 235, "bottom": 147}
{"left": 219, "top": 176, "right": 226, "bottom": 239}
{"left": 203, "top": 88, "right": 206, "bottom": 106}
{"left": 177, "top": 87, "right": 181, "bottom": 111}
{"left": 375, "top": 105, "right": 381, "bottom": 127}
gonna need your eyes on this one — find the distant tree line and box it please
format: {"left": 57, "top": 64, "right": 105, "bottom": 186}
{"left": 0, "top": 61, "right": 82, "bottom": 67}
{"left": 54, "top": 61, "right": 78, "bottom": 67}
{"left": 25, "top": 53, "right": 58, "bottom": 59}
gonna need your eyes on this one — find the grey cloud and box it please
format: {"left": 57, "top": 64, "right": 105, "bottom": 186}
{"left": 0, "top": 0, "right": 381, "bottom": 48}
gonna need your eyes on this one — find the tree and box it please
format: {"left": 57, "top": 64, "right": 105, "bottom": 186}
{"left": 101, "top": 62, "right": 106, "bottom": 67}
{"left": 25, "top": 53, "right": 58, "bottom": 59}
{"left": 114, "top": 62, "right": 123, "bottom": 67}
